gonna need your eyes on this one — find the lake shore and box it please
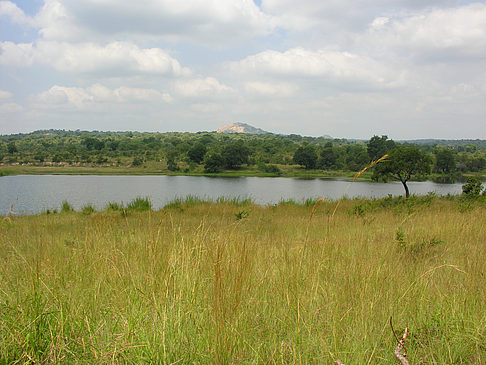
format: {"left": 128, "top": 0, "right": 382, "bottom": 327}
{"left": 0, "top": 164, "right": 367, "bottom": 179}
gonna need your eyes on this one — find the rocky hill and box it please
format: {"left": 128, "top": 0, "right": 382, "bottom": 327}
{"left": 216, "top": 122, "right": 269, "bottom": 135}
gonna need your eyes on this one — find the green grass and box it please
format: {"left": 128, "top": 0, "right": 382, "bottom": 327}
{"left": 0, "top": 196, "right": 485, "bottom": 363}
{"left": 126, "top": 197, "right": 151, "bottom": 212}
{"left": 60, "top": 200, "right": 73, "bottom": 213}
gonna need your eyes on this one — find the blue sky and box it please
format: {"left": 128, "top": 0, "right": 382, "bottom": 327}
{"left": 1, "top": 0, "right": 486, "bottom": 139}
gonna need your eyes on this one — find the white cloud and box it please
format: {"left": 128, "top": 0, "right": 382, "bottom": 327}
{"left": 35, "top": 84, "right": 173, "bottom": 109}
{"left": 173, "top": 77, "right": 234, "bottom": 98}
{"left": 0, "top": 40, "right": 190, "bottom": 76}
{"left": 367, "top": 3, "right": 486, "bottom": 60}
{"left": 0, "top": 1, "right": 35, "bottom": 26}
{"left": 230, "top": 48, "right": 401, "bottom": 89}
{"left": 261, "top": 0, "right": 458, "bottom": 33}
{"left": 0, "top": 41, "right": 35, "bottom": 67}
{"left": 0, "top": 102, "right": 22, "bottom": 113}
{"left": 33, "top": 0, "right": 277, "bottom": 44}
{"left": 0, "top": 89, "right": 13, "bottom": 99}
{"left": 244, "top": 81, "right": 297, "bottom": 97}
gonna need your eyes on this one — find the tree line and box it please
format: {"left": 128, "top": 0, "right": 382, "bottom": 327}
{"left": 0, "top": 130, "right": 485, "bottom": 180}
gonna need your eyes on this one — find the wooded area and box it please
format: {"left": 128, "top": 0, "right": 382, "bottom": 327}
{"left": 0, "top": 130, "right": 485, "bottom": 178}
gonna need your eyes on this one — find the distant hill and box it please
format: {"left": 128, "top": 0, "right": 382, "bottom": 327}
{"left": 216, "top": 122, "right": 269, "bottom": 135}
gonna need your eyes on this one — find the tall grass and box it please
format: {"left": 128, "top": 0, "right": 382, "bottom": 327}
{"left": 0, "top": 197, "right": 485, "bottom": 363}
{"left": 126, "top": 196, "right": 151, "bottom": 211}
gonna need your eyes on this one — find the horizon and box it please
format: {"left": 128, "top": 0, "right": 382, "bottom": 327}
{"left": 2, "top": 125, "right": 486, "bottom": 142}
{"left": 1, "top": 1, "right": 486, "bottom": 139}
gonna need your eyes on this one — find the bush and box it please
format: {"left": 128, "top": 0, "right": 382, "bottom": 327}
{"left": 81, "top": 204, "right": 96, "bottom": 215}
{"left": 132, "top": 157, "right": 143, "bottom": 166}
{"left": 106, "top": 202, "right": 122, "bottom": 211}
{"left": 258, "top": 162, "right": 282, "bottom": 175}
{"left": 204, "top": 153, "right": 224, "bottom": 173}
{"left": 127, "top": 197, "right": 151, "bottom": 211}
{"left": 61, "top": 200, "right": 73, "bottom": 212}
{"left": 462, "top": 176, "right": 484, "bottom": 198}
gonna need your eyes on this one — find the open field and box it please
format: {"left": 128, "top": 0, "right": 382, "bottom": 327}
{"left": 1, "top": 196, "right": 485, "bottom": 363}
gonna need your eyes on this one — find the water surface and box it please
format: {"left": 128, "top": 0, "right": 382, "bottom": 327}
{"left": 0, "top": 175, "right": 463, "bottom": 215}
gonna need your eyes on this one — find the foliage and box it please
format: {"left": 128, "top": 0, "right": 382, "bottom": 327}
{"left": 132, "top": 157, "right": 143, "bottom": 166}
{"left": 0, "top": 129, "right": 484, "bottom": 177}
{"left": 187, "top": 143, "right": 207, "bottom": 164}
{"left": 367, "top": 135, "right": 395, "bottom": 161}
{"left": 221, "top": 142, "right": 250, "bottom": 169}
{"left": 81, "top": 204, "right": 96, "bottom": 215}
{"left": 7, "top": 142, "right": 17, "bottom": 154}
{"left": 257, "top": 162, "right": 282, "bottom": 175}
{"left": 126, "top": 197, "right": 151, "bottom": 211}
{"left": 234, "top": 210, "right": 250, "bottom": 220}
{"left": 462, "top": 176, "right": 484, "bottom": 198}
{"left": 318, "top": 142, "right": 337, "bottom": 169}
{"left": 373, "top": 146, "right": 432, "bottom": 198}
{"left": 293, "top": 144, "right": 317, "bottom": 169}
{"left": 204, "top": 153, "right": 224, "bottom": 173}
{"left": 434, "top": 148, "right": 456, "bottom": 174}
{"left": 60, "top": 200, "right": 73, "bottom": 212}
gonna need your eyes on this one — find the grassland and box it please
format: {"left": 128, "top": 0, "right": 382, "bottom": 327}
{"left": 1, "top": 196, "right": 485, "bottom": 364}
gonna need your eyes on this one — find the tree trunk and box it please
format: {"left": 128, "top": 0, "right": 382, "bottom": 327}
{"left": 401, "top": 180, "right": 410, "bottom": 198}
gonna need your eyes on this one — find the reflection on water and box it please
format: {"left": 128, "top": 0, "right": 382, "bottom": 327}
{"left": 0, "top": 175, "right": 463, "bottom": 215}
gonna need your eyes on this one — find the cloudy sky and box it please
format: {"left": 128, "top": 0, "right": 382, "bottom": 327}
{"left": 1, "top": 0, "right": 485, "bottom": 139}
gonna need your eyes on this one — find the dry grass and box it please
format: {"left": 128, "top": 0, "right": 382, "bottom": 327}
{"left": 0, "top": 196, "right": 485, "bottom": 364}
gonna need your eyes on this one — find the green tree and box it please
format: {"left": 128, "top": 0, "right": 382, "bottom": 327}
{"left": 367, "top": 135, "right": 395, "bottom": 161}
{"left": 7, "top": 142, "right": 17, "bottom": 154}
{"left": 373, "top": 147, "right": 432, "bottom": 198}
{"left": 434, "top": 148, "right": 456, "bottom": 174}
{"left": 188, "top": 143, "right": 207, "bottom": 164}
{"left": 293, "top": 145, "right": 317, "bottom": 169}
{"left": 204, "top": 153, "right": 224, "bottom": 173}
{"left": 221, "top": 142, "right": 250, "bottom": 169}
{"left": 166, "top": 150, "right": 179, "bottom": 171}
{"left": 318, "top": 142, "right": 337, "bottom": 169}
{"left": 462, "top": 176, "right": 483, "bottom": 197}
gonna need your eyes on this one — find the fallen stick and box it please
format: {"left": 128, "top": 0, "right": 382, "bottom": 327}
{"left": 394, "top": 328, "right": 410, "bottom": 365}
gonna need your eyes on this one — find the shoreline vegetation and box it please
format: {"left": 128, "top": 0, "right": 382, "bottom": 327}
{"left": 1, "top": 130, "right": 485, "bottom": 182}
{"left": 0, "top": 164, "right": 367, "bottom": 179}
{"left": 1, "top": 164, "right": 484, "bottom": 182}
{"left": 1, "top": 195, "right": 485, "bottom": 363}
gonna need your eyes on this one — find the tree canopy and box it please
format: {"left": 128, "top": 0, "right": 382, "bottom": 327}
{"left": 373, "top": 146, "right": 432, "bottom": 198}
{"left": 293, "top": 145, "right": 317, "bottom": 169}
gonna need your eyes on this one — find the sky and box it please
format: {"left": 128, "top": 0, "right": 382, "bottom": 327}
{"left": 1, "top": 0, "right": 486, "bottom": 139}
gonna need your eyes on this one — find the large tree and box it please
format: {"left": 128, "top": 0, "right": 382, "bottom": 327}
{"left": 318, "top": 142, "right": 337, "bottom": 169}
{"left": 367, "top": 135, "right": 395, "bottom": 162}
{"left": 434, "top": 148, "right": 456, "bottom": 174}
{"left": 221, "top": 142, "right": 250, "bottom": 169}
{"left": 293, "top": 144, "right": 317, "bottom": 169}
{"left": 373, "top": 146, "right": 432, "bottom": 198}
{"left": 188, "top": 143, "right": 207, "bottom": 164}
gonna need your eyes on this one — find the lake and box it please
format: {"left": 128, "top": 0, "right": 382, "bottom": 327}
{"left": 0, "top": 175, "right": 464, "bottom": 215}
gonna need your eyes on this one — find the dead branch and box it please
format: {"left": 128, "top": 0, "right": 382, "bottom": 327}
{"left": 394, "top": 328, "right": 410, "bottom": 365}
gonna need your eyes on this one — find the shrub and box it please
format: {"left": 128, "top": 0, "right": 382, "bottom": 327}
{"left": 204, "top": 153, "right": 224, "bottom": 173}
{"left": 462, "top": 176, "right": 483, "bottom": 198}
{"left": 61, "top": 200, "right": 73, "bottom": 212}
{"left": 82, "top": 204, "right": 95, "bottom": 215}
{"left": 106, "top": 202, "right": 122, "bottom": 211}
{"left": 234, "top": 210, "right": 250, "bottom": 220}
{"left": 127, "top": 197, "right": 151, "bottom": 211}
{"left": 132, "top": 157, "right": 143, "bottom": 166}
